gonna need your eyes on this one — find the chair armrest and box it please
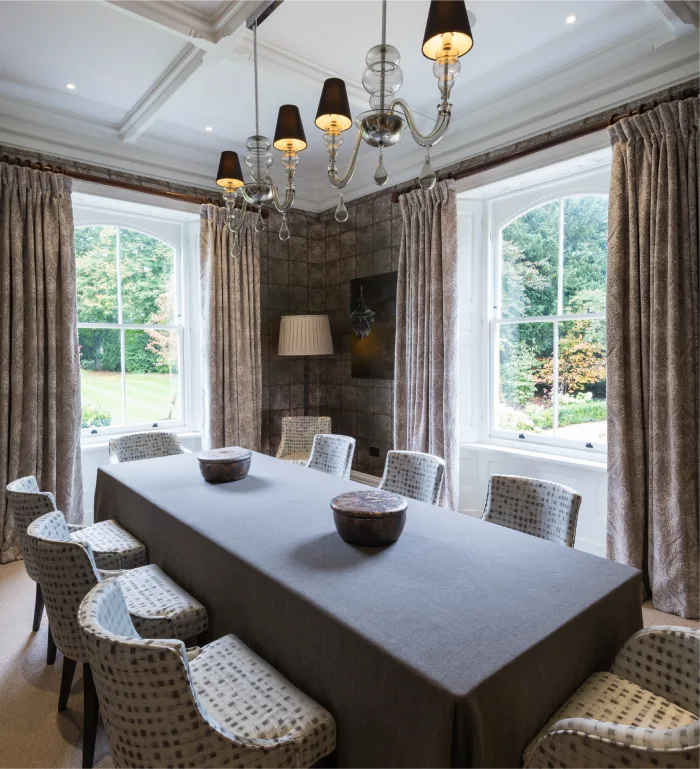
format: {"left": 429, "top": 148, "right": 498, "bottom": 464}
{"left": 99, "top": 568, "right": 127, "bottom": 580}
{"left": 611, "top": 626, "right": 700, "bottom": 714}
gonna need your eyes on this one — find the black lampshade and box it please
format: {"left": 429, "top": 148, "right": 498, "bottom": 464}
{"left": 422, "top": 0, "right": 473, "bottom": 60}
{"left": 216, "top": 151, "right": 244, "bottom": 189}
{"left": 315, "top": 78, "right": 352, "bottom": 132}
{"left": 273, "top": 105, "right": 307, "bottom": 153}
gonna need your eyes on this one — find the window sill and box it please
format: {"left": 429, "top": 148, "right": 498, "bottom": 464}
{"left": 460, "top": 442, "right": 607, "bottom": 471}
{"left": 81, "top": 429, "right": 201, "bottom": 453}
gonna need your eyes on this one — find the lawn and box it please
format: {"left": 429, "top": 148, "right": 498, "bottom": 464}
{"left": 81, "top": 370, "right": 179, "bottom": 427}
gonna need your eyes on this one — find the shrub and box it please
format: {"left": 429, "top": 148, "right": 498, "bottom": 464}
{"left": 82, "top": 403, "right": 112, "bottom": 428}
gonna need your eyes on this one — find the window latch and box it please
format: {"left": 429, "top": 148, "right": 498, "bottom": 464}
{"left": 585, "top": 442, "right": 593, "bottom": 449}
{"left": 90, "top": 429, "right": 97, "bottom": 435}
{"left": 518, "top": 433, "right": 525, "bottom": 440}
{"left": 152, "top": 423, "right": 159, "bottom": 428}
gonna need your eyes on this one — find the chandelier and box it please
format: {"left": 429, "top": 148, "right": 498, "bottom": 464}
{"left": 215, "top": 13, "right": 306, "bottom": 256}
{"left": 314, "top": 0, "right": 473, "bottom": 221}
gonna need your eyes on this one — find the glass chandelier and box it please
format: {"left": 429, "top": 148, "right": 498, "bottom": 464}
{"left": 315, "top": 0, "right": 473, "bottom": 221}
{"left": 215, "top": 16, "right": 306, "bottom": 256}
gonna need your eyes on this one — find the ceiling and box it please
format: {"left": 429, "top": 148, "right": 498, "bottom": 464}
{"left": 0, "top": 0, "right": 696, "bottom": 209}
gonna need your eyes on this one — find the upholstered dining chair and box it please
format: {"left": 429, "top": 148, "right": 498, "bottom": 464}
{"left": 79, "top": 577, "right": 337, "bottom": 769}
{"left": 276, "top": 415, "right": 332, "bottom": 464}
{"left": 108, "top": 430, "right": 189, "bottom": 463}
{"left": 481, "top": 475, "right": 581, "bottom": 548}
{"left": 523, "top": 626, "right": 700, "bottom": 768}
{"left": 377, "top": 450, "right": 445, "bottom": 505}
{"left": 307, "top": 434, "right": 355, "bottom": 479}
{"left": 6, "top": 476, "right": 146, "bottom": 657}
{"left": 26, "top": 511, "right": 209, "bottom": 769}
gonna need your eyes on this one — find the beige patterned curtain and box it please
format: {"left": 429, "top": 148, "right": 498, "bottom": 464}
{"left": 395, "top": 179, "right": 459, "bottom": 509}
{"left": 200, "top": 205, "right": 261, "bottom": 451}
{"left": 607, "top": 97, "right": 699, "bottom": 619}
{"left": 0, "top": 163, "right": 83, "bottom": 563}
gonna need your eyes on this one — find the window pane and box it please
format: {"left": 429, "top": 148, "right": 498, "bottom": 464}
{"left": 120, "top": 229, "right": 176, "bottom": 324}
{"left": 79, "top": 328, "right": 124, "bottom": 428}
{"left": 75, "top": 226, "right": 118, "bottom": 323}
{"left": 563, "top": 195, "right": 608, "bottom": 313}
{"left": 500, "top": 201, "right": 559, "bottom": 318}
{"left": 497, "top": 322, "right": 554, "bottom": 435}
{"left": 124, "top": 329, "right": 180, "bottom": 425}
{"left": 557, "top": 320, "right": 607, "bottom": 443}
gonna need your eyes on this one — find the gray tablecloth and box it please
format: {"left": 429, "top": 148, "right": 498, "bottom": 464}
{"left": 95, "top": 451, "right": 642, "bottom": 768}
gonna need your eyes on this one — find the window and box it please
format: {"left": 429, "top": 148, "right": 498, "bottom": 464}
{"left": 76, "top": 224, "right": 183, "bottom": 434}
{"left": 492, "top": 194, "right": 608, "bottom": 451}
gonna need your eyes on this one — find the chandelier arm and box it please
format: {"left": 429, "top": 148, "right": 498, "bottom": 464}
{"left": 327, "top": 127, "right": 363, "bottom": 190}
{"left": 224, "top": 193, "right": 247, "bottom": 233}
{"left": 271, "top": 182, "right": 296, "bottom": 214}
{"left": 389, "top": 98, "right": 451, "bottom": 147}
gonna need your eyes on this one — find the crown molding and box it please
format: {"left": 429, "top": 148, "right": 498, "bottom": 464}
{"left": 118, "top": 43, "right": 205, "bottom": 142}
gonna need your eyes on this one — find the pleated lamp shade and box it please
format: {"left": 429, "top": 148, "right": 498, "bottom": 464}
{"left": 278, "top": 315, "right": 333, "bottom": 356}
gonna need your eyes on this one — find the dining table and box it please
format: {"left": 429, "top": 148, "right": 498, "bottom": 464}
{"left": 94, "top": 450, "right": 642, "bottom": 768}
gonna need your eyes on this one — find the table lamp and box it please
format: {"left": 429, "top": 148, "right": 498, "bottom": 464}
{"left": 278, "top": 315, "right": 333, "bottom": 415}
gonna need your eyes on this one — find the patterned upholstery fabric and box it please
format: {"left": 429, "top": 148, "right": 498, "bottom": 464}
{"left": 79, "top": 579, "right": 337, "bottom": 768}
{"left": 109, "top": 431, "right": 188, "bottom": 464}
{"left": 306, "top": 434, "right": 355, "bottom": 479}
{"left": 26, "top": 512, "right": 208, "bottom": 663}
{"left": 523, "top": 627, "right": 700, "bottom": 768}
{"left": 481, "top": 475, "right": 581, "bottom": 547}
{"left": 276, "top": 417, "right": 332, "bottom": 465}
{"left": 377, "top": 450, "right": 445, "bottom": 505}
{"left": 7, "top": 475, "right": 146, "bottom": 572}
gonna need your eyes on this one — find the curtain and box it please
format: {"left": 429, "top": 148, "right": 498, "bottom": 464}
{"left": 200, "top": 205, "right": 261, "bottom": 451}
{"left": 395, "top": 179, "right": 459, "bottom": 509}
{"left": 0, "top": 163, "right": 83, "bottom": 563}
{"left": 606, "top": 97, "right": 699, "bottom": 619}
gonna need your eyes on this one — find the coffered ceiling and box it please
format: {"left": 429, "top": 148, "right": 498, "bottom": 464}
{"left": 0, "top": 0, "right": 696, "bottom": 209}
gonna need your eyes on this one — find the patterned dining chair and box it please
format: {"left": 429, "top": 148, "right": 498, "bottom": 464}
{"left": 523, "top": 626, "right": 700, "bottom": 768}
{"left": 26, "top": 511, "right": 209, "bottom": 769}
{"left": 79, "top": 577, "right": 337, "bottom": 769}
{"left": 481, "top": 475, "right": 581, "bottom": 547}
{"left": 378, "top": 450, "right": 445, "bottom": 505}
{"left": 108, "top": 430, "right": 190, "bottom": 463}
{"left": 6, "top": 476, "right": 146, "bottom": 655}
{"left": 276, "top": 416, "right": 332, "bottom": 464}
{"left": 307, "top": 434, "right": 355, "bottom": 479}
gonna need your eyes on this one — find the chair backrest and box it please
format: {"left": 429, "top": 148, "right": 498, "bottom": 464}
{"left": 482, "top": 475, "right": 581, "bottom": 547}
{"left": 307, "top": 434, "right": 355, "bottom": 479}
{"left": 378, "top": 451, "right": 445, "bottom": 505}
{"left": 26, "top": 511, "right": 100, "bottom": 661}
{"left": 6, "top": 476, "right": 57, "bottom": 581}
{"left": 109, "top": 431, "right": 184, "bottom": 463}
{"left": 79, "top": 579, "right": 248, "bottom": 768}
{"left": 277, "top": 416, "right": 332, "bottom": 458}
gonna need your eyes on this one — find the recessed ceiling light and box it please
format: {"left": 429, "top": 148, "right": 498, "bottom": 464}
{"left": 205, "top": 126, "right": 213, "bottom": 132}
{"left": 66, "top": 83, "right": 76, "bottom": 90}
{"left": 566, "top": 14, "right": 577, "bottom": 24}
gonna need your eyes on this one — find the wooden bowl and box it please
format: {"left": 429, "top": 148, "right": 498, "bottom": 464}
{"left": 330, "top": 490, "right": 408, "bottom": 546}
{"left": 197, "top": 447, "right": 252, "bottom": 484}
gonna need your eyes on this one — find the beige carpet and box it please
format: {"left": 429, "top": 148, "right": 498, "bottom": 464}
{"left": 1, "top": 560, "right": 698, "bottom": 769}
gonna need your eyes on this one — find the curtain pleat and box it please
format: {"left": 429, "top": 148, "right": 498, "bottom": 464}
{"left": 200, "top": 205, "right": 261, "bottom": 451}
{"left": 0, "top": 162, "right": 83, "bottom": 563}
{"left": 395, "top": 179, "right": 459, "bottom": 509}
{"left": 606, "top": 97, "right": 699, "bottom": 618}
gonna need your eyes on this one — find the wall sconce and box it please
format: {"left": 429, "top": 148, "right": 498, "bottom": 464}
{"left": 351, "top": 285, "right": 376, "bottom": 338}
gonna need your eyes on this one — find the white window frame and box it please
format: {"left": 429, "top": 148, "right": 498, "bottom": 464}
{"left": 73, "top": 191, "right": 200, "bottom": 442}
{"left": 486, "top": 169, "right": 610, "bottom": 458}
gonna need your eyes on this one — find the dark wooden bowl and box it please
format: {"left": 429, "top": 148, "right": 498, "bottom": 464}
{"left": 331, "top": 490, "right": 408, "bottom": 546}
{"left": 197, "top": 447, "right": 252, "bottom": 484}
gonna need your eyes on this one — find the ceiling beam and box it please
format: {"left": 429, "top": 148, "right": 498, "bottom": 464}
{"left": 118, "top": 43, "right": 205, "bottom": 142}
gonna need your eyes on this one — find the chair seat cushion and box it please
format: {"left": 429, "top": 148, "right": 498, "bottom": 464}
{"left": 523, "top": 671, "right": 698, "bottom": 764}
{"left": 71, "top": 519, "right": 147, "bottom": 570}
{"left": 115, "top": 564, "right": 208, "bottom": 641}
{"left": 190, "top": 634, "right": 336, "bottom": 766}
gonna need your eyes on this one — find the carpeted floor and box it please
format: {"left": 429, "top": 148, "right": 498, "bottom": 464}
{"left": 1, "top": 560, "right": 698, "bottom": 769}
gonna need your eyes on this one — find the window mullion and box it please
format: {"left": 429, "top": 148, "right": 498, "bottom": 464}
{"left": 553, "top": 319, "right": 559, "bottom": 439}
{"left": 557, "top": 198, "right": 564, "bottom": 315}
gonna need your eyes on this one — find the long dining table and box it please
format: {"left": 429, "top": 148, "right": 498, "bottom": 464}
{"left": 94, "top": 450, "right": 642, "bottom": 768}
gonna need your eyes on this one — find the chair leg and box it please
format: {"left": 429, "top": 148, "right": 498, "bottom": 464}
{"left": 47, "top": 626, "right": 57, "bottom": 665}
{"left": 32, "top": 583, "right": 44, "bottom": 632}
{"left": 82, "top": 663, "right": 99, "bottom": 769}
{"left": 58, "top": 658, "right": 77, "bottom": 711}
